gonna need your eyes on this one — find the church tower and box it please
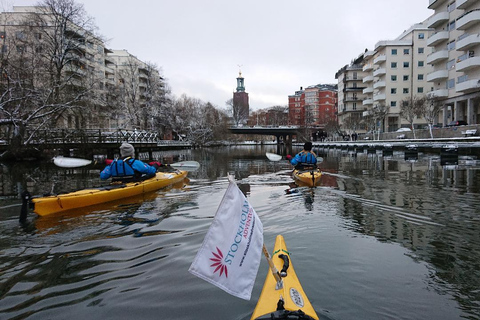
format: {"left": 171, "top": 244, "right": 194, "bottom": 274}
{"left": 233, "top": 70, "right": 249, "bottom": 125}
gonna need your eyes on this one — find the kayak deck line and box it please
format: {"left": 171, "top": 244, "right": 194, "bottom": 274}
{"left": 251, "top": 235, "right": 319, "bottom": 320}
{"left": 22, "top": 170, "right": 188, "bottom": 217}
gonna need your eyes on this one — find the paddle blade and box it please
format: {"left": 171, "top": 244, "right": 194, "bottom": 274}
{"left": 266, "top": 153, "right": 282, "bottom": 161}
{"left": 53, "top": 156, "right": 92, "bottom": 168}
{"left": 170, "top": 161, "right": 200, "bottom": 171}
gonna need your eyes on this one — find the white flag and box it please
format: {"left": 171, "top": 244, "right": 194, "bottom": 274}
{"left": 189, "top": 181, "right": 264, "bottom": 300}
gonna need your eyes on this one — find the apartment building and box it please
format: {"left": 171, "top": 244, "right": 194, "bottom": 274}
{"left": 288, "top": 84, "right": 338, "bottom": 134}
{"left": 360, "top": 22, "right": 433, "bottom": 132}
{"left": 336, "top": 53, "right": 368, "bottom": 133}
{"left": 0, "top": 6, "right": 163, "bottom": 131}
{"left": 427, "top": 0, "right": 480, "bottom": 126}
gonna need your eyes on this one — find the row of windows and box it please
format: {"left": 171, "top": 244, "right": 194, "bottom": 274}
{"left": 389, "top": 61, "right": 425, "bottom": 68}
{"left": 389, "top": 87, "right": 425, "bottom": 94}
{"left": 391, "top": 47, "right": 425, "bottom": 55}
{"left": 390, "top": 74, "right": 425, "bottom": 81}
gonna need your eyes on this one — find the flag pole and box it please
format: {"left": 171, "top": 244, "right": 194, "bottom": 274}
{"left": 262, "top": 243, "right": 283, "bottom": 290}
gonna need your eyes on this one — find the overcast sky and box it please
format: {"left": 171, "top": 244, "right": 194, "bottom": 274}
{"left": 13, "top": 0, "right": 433, "bottom": 110}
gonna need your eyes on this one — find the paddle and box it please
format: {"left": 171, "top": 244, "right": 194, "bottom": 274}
{"left": 53, "top": 156, "right": 92, "bottom": 168}
{"left": 265, "top": 152, "right": 324, "bottom": 163}
{"left": 55, "top": 156, "right": 200, "bottom": 172}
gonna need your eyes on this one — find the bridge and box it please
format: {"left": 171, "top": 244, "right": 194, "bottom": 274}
{"left": 0, "top": 129, "right": 191, "bottom": 159}
{"left": 229, "top": 126, "right": 300, "bottom": 144}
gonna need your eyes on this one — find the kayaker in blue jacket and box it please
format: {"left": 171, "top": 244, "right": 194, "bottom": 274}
{"left": 100, "top": 143, "right": 158, "bottom": 182}
{"left": 288, "top": 142, "right": 317, "bottom": 170}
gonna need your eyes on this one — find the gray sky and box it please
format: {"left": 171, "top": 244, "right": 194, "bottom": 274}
{"left": 13, "top": 0, "right": 433, "bottom": 110}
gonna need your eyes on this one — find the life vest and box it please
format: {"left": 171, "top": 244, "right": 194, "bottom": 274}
{"left": 109, "top": 157, "right": 142, "bottom": 182}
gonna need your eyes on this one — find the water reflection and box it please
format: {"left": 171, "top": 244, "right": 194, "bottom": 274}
{"left": 1, "top": 145, "right": 480, "bottom": 319}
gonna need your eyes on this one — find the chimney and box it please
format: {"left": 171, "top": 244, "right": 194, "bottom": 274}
{"left": 300, "top": 87, "right": 303, "bottom": 90}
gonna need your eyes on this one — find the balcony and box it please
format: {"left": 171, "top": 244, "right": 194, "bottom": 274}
{"left": 427, "top": 50, "right": 449, "bottom": 64}
{"left": 457, "top": 33, "right": 480, "bottom": 51}
{"left": 427, "top": 11, "right": 449, "bottom": 29}
{"left": 373, "top": 68, "right": 386, "bottom": 77}
{"left": 363, "top": 87, "right": 373, "bottom": 94}
{"left": 457, "top": 10, "right": 480, "bottom": 30}
{"left": 373, "top": 55, "right": 386, "bottom": 65}
{"left": 364, "top": 50, "right": 375, "bottom": 59}
{"left": 373, "top": 93, "right": 386, "bottom": 101}
{"left": 429, "top": 0, "right": 448, "bottom": 9}
{"left": 427, "top": 89, "right": 448, "bottom": 99}
{"left": 457, "top": 0, "right": 476, "bottom": 10}
{"left": 456, "top": 56, "right": 480, "bottom": 71}
{"left": 363, "top": 64, "right": 373, "bottom": 72}
{"left": 363, "top": 75, "right": 374, "bottom": 83}
{"left": 427, "top": 69, "right": 449, "bottom": 82}
{"left": 373, "top": 81, "right": 386, "bottom": 89}
{"left": 363, "top": 99, "right": 374, "bottom": 106}
{"left": 427, "top": 31, "right": 449, "bottom": 47}
{"left": 456, "top": 78, "right": 480, "bottom": 92}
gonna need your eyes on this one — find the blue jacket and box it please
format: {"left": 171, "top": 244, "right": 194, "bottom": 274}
{"left": 290, "top": 150, "right": 317, "bottom": 166}
{"left": 100, "top": 158, "right": 156, "bottom": 181}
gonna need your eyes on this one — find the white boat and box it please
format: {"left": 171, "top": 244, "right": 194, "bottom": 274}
{"left": 53, "top": 156, "right": 92, "bottom": 168}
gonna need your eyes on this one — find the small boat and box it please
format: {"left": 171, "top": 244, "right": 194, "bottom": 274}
{"left": 28, "top": 170, "right": 188, "bottom": 216}
{"left": 251, "top": 235, "right": 319, "bottom": 320}
{"left": 292, "top": 168, "right": 322, "bottom": 187}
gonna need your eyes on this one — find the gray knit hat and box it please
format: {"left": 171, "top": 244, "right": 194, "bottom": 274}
{"left": 120, "top": 142, "right": 135, "bottom": 158}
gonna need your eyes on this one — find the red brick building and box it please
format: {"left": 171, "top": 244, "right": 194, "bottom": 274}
{"left": 288, "top": 84, "right": 338, "bottom": 128}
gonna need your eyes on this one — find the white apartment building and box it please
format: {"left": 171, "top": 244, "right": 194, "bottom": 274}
{"left": 0, "top": 6, "right": 163, "bottom": 131}
{"left": 361, "top": 23, "right": 433, "bottom": 132}
{"left": 427, "top": 0, "right": 480, "bottom": 126}
{"left": 336, "top": 53, "right": 368, "bottom": 133}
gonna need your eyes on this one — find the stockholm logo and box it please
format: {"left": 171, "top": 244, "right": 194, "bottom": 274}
{"left": 210, "top": 247, "right": 228, "bottom": 278}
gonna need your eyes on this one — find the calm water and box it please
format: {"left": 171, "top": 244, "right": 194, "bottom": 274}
{"left": 1, "top": 145, "right": 480, "bottom": 320}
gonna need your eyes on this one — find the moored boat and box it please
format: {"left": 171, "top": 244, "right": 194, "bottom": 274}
{"left": 251, "top": 235, "right": 319, "bottom": 320}
{"left": 28, "top": 170, "right": 188, "bottom": 216}
{"left": 292, "top": 168, "right": 322, "bottom": 187}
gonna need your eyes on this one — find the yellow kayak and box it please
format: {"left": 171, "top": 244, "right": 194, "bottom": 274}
{"left": 30, "top": 170, "right": 188, "bottom": 216}
{"left": 251, "top": 235, "right": 319, "bottom": 320}
{"left": 292, "top": 168, "right": 322, "bottom": 187}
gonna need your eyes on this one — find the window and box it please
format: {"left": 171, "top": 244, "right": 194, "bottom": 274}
{"left": 403, "top": 75, "right": 409, "bottom": 81}
{"left": 447, "top": 59, "right": 455, "bottom": 69}
{"left": 403, "top": 62, "right": 409, "bottom": 68}
{"left": 392, "top": 49, "right": 397, "bottom": 55}
{"left": 418, "top": 61, "right": 424, "bottom": 67}
{"left": 391, "top": 101, "right": 397, "bottom": 107}
{"left": 447, "top": 21, "right": 455, "bottom": 31}
{"left": 447, "top": 79, "right": 455, "bottom": 89}
{"left": 447, "top": 2, "right": 456, "bottom": 12}
{"left": 418, "top": 74, "right": 424, "bottom": 80}
{"left": 404, "top": 49, "right": 410, "bottom": 55}
{"left": 403, "top": 88, "right": 409, "bottom": 94}
{"left": 418, "top": 87, "right": 424, "bottom": 93}
{"left": 447, "top": 40, "right": 455, "bottom": 51}
{"left": 15, "top": 31, "right": 25, "bottom": 40}
{"left": 353, "top": 102, "right": 357, "bottom": 111}
{"left": 418, "top": 33, "right": 424, "bottom": 39}
{"left": 391, "top": 88, "right": 397, "bottom": 94}
{"left": 391, "top": 75, "right": 397, "bottom": 81}
{"left": 391, "top": 62, "right": 397, "bottom": 68}
{"left": 418, "top": 47, "right": 424, "bottom": 54}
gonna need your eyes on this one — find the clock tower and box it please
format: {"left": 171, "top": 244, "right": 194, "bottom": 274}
{"left": 233, "top": 70, "right": 249, "bottom": 125}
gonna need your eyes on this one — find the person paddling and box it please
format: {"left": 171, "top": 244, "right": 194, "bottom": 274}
{"left": 287, "top": 141, "right": 317, "bottom": 170}
{"left": 100, "top": 143, "right": 158, "bottom": 182}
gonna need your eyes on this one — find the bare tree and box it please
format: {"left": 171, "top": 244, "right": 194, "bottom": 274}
{"left": 342, "top": 113, "right": 362, "bottom": 135}
{"left": 399, "top": 96, "right": 425, "bottom": 139}
{"left": 226, "top": 98, "right": 248, "bottom": 126}
{"left": 0, "top": 0, "right": 100, "bottom": 156}
{"left": 373, "top": 104, "right": 389, "bottom": 140}
{"left": 422, "top": 95, "right": 443, "bottom": 138}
